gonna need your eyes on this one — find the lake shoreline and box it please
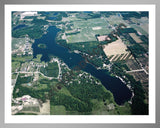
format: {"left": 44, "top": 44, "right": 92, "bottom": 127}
{"left": 32, "top": 25, "right": 132, "bottom": 105}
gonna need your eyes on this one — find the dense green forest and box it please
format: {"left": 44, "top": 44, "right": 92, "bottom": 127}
{"left": 128, "top": 44, "right": 147, "bottom": 57}
{"left": 12, "top": 25, "right": 44, "bottom": 39}
{"left": 12, "top": 18, "right": 48, "bottom": 39}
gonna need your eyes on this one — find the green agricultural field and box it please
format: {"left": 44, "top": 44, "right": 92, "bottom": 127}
{"left": 40, "top": 62, "right": 59, "bottom": 77}
{"left": 66, "top": 18, "right": 112, "bottom": 43}
{"left": 35, "top": 84, "right": 48, "bottom": 90}
{"left": 65, "top": 13, "right": 81, "bottom": 21}
{"left": 106, "top": 15, "right": 127, "bottom": 26}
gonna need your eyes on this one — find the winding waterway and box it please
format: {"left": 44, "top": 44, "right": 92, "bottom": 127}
{"left": 32, "top": 26, "right": 132, "bottom": 105}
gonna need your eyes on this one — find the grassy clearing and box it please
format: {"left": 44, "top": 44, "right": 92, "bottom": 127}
{"left": 12, "top": 38, "right": 26, "bottom": 50}
{"left": 91, "top": 99, "right": 118, "bottom": 115}
{"left": 12, "top": 61, "right": 21, "bottom": 72}
{"left": 32, "top": 54, "right": 42, "bottom": 63}
{"left": 12, "top": 55, "right": 33, "bottom": 62}
{"left": 116, "top": 102, "right": 131, "bottom": 115}
{"left": 50, "top": 105, "right": 66, "bottom": 115}
{"left": 40, "top": 62, "right": 59, "bottom": 77}
{"left": 91, "top": 99, "right": 108, "bottom": 115}
{"left": 35, "top": 84, "right": 48, "bottom": 90}
{"left": 58, "top": 86, "right": 72, "bottom": 96}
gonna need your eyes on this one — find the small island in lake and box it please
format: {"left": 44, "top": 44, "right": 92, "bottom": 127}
{"left": 38, "top": 43, "right": 47, "bottom": 49}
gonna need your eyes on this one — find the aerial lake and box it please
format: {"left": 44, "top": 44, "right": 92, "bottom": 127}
{"left": 32, "top": 26, "right": 132, "bottom": 105}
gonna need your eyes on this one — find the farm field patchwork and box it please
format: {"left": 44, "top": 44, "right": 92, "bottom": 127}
{"left": 65, "top": 18, "right": 112, "bottom": 43}
{"left": 106, "top": 15, "right": 128, "bottom": 26}
{"left": 103, "top": 37, "right": 128, "bottom": 56}
{"left": 102, "top": 36, "right": 134, "bottom": 62}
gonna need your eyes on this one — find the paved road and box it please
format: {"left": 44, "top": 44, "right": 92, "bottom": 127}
{"left": 126, "top": 69, "right": 144, "bottom": 73}
{"left": 126, "top": 68, "right": 148, "bottom": 75}
{"left": 15, "top": 71, "right": 57, "bottom": 79}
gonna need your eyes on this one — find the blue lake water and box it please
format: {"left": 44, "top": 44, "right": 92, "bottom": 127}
{"left": 47, "top": 17, "right": 57, "bottom": 20}
{"left": 32, "top": 26, "right": 132, "bottom": 105}
{"left": 53, "top": 12, "right": 58, "bottom": 16}
{"left": 83, "top": 11, "right": 93, "bottom": 13}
